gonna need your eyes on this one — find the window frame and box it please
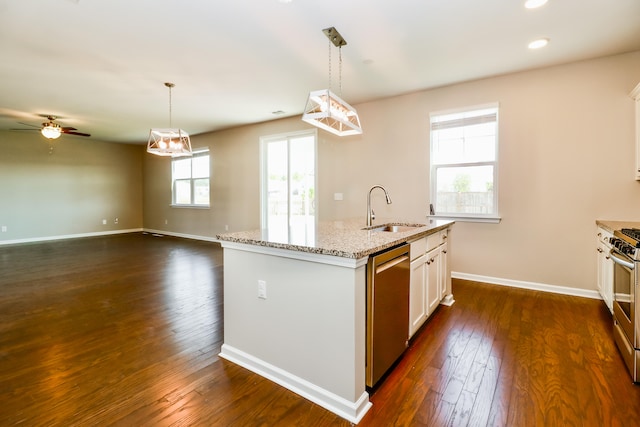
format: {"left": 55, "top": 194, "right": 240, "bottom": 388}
{"left": 171, "top": 149, "right": 210, "bottom": 208}
{"left": 429, "top": 103, "right": 500, "bottom": 223}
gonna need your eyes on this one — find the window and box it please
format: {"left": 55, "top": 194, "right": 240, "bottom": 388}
{"left": 260, "top": 130, "right": 316, "bottom": 243}
{"left": 172, "top": 149, "right": 210, "bottom": 207}
{"left": 430, "top": 105, "right": 499, "bottom": 222}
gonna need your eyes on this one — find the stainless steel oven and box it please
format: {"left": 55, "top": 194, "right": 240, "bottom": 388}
{"left": 609, "top": 229, "right": 640, "bottom": 382}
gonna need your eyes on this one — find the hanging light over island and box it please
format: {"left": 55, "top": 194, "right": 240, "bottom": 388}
{"left": 302, "top": 27, "right": 362, "bottom": 137}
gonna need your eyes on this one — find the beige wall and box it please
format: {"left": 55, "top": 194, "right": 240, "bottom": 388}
{"left": 2, "top": 51, "right": 638, "bottom": 293}
{"left": 0, "top": 132, "right": 143, "bottom": 240}
{"left": 144, "top": 50, "right": 640, "bottom": 292}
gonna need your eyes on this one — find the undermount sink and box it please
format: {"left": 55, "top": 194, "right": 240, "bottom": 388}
{"left": 365, "top": 223, "right": 425, "bottom": 233}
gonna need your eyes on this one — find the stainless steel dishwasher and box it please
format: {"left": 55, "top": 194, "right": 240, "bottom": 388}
{"left": 366, "top": 243, "right": 410, "bottom": 388}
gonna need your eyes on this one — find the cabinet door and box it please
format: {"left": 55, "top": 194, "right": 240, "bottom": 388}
{"left": 426, "top": 248, "right": 440, "bottom": 315}
{"left": 597, "top": 240, "right": 614, "bottom": 313}
{"left": 603, "top": 249, "right": 613, "bottom": 313}
{"left": 409, "top": 254, "right": 427, "bottom": 337}
{"left": 636, "top": 96, "right": 640, "bottom": 180}
{"left": 596, "top": 228, "right": 614, "bottom": 314}
{"left": 439, "top": 243, "right": 448, "bottom": 299}
{"left": 596, "top": 242, "right": 605, "bottom": 295}
{"left": 632, "top": 84, "right": 640, "bottom": 179}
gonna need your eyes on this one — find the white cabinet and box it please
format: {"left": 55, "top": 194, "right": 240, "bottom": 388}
{"left": 631, "top": 83, "right": 640, "bottom": 180}
{"left": 439, "top": 240, "right": 448, "bottom": 300}
{"left": 408, "top": 228, "right": 450, "bottom": 337}
{"left": 596, "top": 226, "right": 614, "bottom": 313}
{"left": 409, "top": 254, "right": 427, "bottom": 335}
{"left": 425, "top": 246, "right": 441, "bottom": 315}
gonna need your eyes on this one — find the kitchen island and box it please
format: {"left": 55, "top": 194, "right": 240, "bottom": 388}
{"left": 216, "top": 218, "right": 454, "bottom": 423}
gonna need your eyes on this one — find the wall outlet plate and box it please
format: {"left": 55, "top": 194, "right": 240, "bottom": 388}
{"left": 258, "top": 280, "right": 267, "bottom": 299}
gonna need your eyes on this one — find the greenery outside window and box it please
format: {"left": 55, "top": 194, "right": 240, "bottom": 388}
{"left": 172, "top": 149, "right": 210, "bottom": 207}
{"left": 430, "top": 104, "right": 499, "bottom": 222}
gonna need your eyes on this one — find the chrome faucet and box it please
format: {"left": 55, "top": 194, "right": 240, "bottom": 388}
{"left": 367, "top": 185, "right": 392, "bottom": 226}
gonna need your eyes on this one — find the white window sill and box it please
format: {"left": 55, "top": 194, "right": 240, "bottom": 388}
{"left": 170, "top": 204, "right": 211, "bottom": 209}
{"left": 428, "top": 215, "right": 501, "bottom": 224}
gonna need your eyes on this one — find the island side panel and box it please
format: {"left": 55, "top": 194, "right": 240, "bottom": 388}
{"left": 221, "top": 246, "right": 367, "bottom": 403}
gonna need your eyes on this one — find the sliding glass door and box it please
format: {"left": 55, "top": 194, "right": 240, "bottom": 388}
{"left": 260, "top": 130, "right": 316, "bottom": 244}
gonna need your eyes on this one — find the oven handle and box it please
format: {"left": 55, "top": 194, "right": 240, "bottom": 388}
{"left": 609, "top": 249, "right": 635, "bottom": 270}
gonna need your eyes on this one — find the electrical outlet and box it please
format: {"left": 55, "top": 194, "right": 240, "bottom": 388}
{"left": 1, "top": 226, "right": 7, "bottom": 232}
{"left": 102, "top": 219, "right": 107, "bottom": 225}
{"left": 164, "top": 219, "right": 168, "bottom": 225}
{"left": 114, "top": 218, "right": 119, "bottom": 224}
{"left": 258, "top": 280, "right": 267, "bottom": 299}
{"left": 334, "top": 192, "right": 344, "bottom": 201}
{"left": 225, "top": 224, "right": 229, "bottom": 231}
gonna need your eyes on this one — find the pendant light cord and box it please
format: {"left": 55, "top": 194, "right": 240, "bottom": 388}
{"left": 339, "top": 46, "right": 343, "bottom": 97}
{"left": 165, "top": 82, "right": 175, "bottom": 128}
{"left": 327, "top": 40, "right": 344, "bottom": 96}
{"left": 168, "top": 85, "right": 172, "bottom": 128}
{"left": 328, "top": 39, "right": 332, "bottom": 92}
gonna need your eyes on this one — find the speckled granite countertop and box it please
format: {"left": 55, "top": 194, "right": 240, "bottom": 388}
{"left": 216, "top": 218, "right": 454, "bottom": 259}
{"left": 596, "top": 220, "right": 640, "bottom": 233}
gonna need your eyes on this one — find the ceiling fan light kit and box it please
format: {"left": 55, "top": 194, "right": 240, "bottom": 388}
{"left": 147, "top": 82, "right": 192, "bottom": 157}
{"left": 41, "top": 122, "right": 62, "bottom": 139}
{"left": 11, "top": 115, "right": 91, "bottom": 139}
{"left": 302, "top": 26, "right": 362, "bottom": 137}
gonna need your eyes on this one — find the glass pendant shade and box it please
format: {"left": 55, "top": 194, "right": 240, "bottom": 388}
{"left": 147, "top": 128, "right": 192, "bottom": 157}
{"left": 302, "top": 89, "right": 362, "bottom": 136}
{"left": 41, "top": 123, "right": 62, "bottom": 139}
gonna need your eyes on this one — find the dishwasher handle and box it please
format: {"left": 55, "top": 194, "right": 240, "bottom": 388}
{"left": 376, "top": 255, "right": 409, "bottom": 274}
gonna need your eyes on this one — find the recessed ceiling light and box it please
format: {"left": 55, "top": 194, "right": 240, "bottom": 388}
{"left": 525, "top": 0, "right": 548, "bottom": 9}
{"left": 528, "top": 38, "right": 549, "bottom": 49}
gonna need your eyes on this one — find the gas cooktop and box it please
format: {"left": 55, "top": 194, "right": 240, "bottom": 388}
{"left": 617, "top": 228, "right": 640, "bottom": 247}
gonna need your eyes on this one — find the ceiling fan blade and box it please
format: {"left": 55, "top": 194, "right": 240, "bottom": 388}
{"left": 17, "top": 121, "right": 41, "bottom": 128}
{"left": 63, "top": 130, "right": 91, "bottom": 137}
{"left": 60, "top": 126, "right": 78, "bottom": 131}
{"left": 10, "top": 128, "right": 39, "bottom": 131}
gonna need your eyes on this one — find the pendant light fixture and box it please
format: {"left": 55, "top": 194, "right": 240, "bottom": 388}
{"left": 147, "top": 82, "right": 192, "bottom": 157}
{"left": 302, "top": 27, "right": 362, "bottom": 137}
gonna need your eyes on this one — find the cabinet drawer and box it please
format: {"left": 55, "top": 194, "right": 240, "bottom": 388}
{"left": 410, "top": 237, "right": 427, "bottom": 260}
{"left": 426, "top": 232, "right": 441, "bottom": 251}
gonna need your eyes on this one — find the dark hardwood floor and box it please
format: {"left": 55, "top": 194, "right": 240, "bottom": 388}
{"left": 1, "top": 233, "right": 639, "bottom": 426}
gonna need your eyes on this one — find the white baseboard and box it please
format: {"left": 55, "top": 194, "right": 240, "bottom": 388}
{"left": 451, "top": 271, "right": 601, "bottom": 300}
{"left": 0, "top": 228, "right": 221, "bottom": 247}
{"left": 218, "top": 344, "right": 372, "bottom": 424}
{"left": 142, "top": 228, "right": 220, "bottom": 243}
{"left": 0, "top": 228, "right": 143, "bottom": 246}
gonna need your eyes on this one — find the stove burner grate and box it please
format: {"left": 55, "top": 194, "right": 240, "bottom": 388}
{"left": 620, "top": 228, "right": 640, "bottom": 246}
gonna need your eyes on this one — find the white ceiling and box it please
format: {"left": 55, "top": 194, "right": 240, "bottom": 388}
{"left": 1, "top": 0, "right": 639, "bottom": 144}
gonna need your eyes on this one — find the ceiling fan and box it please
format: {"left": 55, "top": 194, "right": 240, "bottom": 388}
{"left": 13, "top": 115, "right": 91, "bottom": 139}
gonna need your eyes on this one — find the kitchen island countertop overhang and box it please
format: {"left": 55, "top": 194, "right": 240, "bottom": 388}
{"left": 215, "top": 218, "right": 454, "bottom": 424}
{"left": 216, "top": 217, "right": 454, "bottom": 260}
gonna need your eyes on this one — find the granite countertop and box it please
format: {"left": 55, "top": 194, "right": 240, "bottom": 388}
{"left": 216, "top": 217, "right": 454, "bottom": 259}
{"left": 596, "top": 220, "right": 640, "bottom": 233}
